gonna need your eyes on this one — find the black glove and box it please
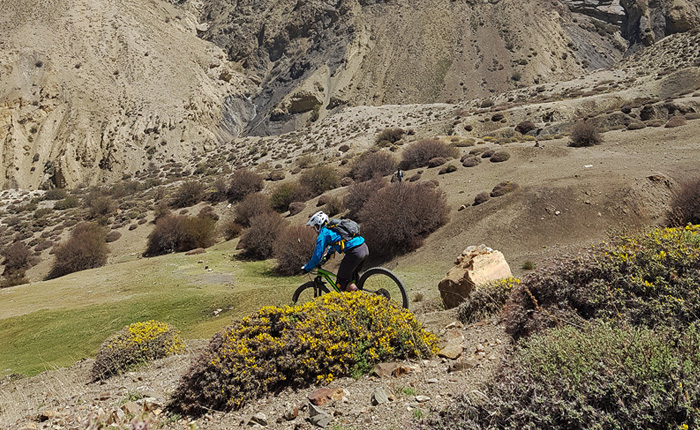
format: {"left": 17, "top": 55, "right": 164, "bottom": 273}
{"left": 301, "top": 266, "right": 309, "bottom": 274}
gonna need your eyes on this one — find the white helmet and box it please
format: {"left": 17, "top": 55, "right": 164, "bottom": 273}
{"left": 306, "top": 211, "right": 329, "bottom": 232}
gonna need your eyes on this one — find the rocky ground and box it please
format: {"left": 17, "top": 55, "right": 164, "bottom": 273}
{"left": 0, "top": 308, "right": 510, "bottom": 430}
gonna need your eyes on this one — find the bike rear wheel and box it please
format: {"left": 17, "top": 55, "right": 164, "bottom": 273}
{"left": 357, "top": 267, "right": 409, "bottom": 309}
{"left": 292, "top": 281, "right": 330, "bottom": 305}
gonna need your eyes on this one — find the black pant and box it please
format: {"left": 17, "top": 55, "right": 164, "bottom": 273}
{"left": 337, "top": 242, "right": 369, "bottom": 290}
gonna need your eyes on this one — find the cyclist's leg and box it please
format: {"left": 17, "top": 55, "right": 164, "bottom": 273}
{"left": 337, "top": 243, "right": 368, "bottom": 292}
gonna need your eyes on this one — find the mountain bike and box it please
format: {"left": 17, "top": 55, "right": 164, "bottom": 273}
{"left": 292, "top": 255, "right": 409, "bottom": 309}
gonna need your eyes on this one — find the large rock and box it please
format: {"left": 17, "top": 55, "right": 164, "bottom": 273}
{"left": 438, "top": 245, "right": 512, "bottom": 309}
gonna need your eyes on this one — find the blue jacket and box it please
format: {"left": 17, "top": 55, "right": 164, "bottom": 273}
{"left": 302, "top": 226, "right": 365, "bottom": 272}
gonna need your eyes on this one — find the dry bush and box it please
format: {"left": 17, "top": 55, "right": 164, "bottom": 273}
{"left": 105, "top": 231, "right": 122, "bottom": 243}
{"left": 344, "top": 177, "right": 388, "bottom": 219}
{"left": 206, "top": 176, "right": 229, "bottom": 203}
{"left": 153, "top": 200, "right": 171, "bottom": 223}
{"left": 273, "top": 225, "right": 317, "bottom": 276}
{"left": 324, "top": 195, "right": 345, "bottom": 216}
{"left": 1, "top": 242, "right": 32, "bottom": 287}
{"left": 43, "top": 188, "right": 68, "bottom": 201}
{"left": 219, "top": 216, "right": 243, "bottom": 241}
{"left": 168, "top": 292, "right": 438, "bottom": 416}
{"left": 83, "top": 192, "right": 114, "bottom": 223}
{"left": 238, "top": 212, "right": 288, "bottom": 260}
{"left": 428, "top": 157, "right": 447, "bottom": 167}
{"left": 462, "top": 156, "right": 480, "bottom": 167}
{"left": 234, "top": 193, "right": 273, "bottom": 227}
{"left": 143, "top": 214, "right": 216, "bottom": 257}
{"left": 47, "top": 222, "right": 108, "bottom": 279}
{"left": 358, "top": 182, "right": 449, "bottom": 261}
{"left": 299, "top": 166, "right": 340, "bottom": 197}
{"left": 349, "top": 151, "right": 397, "bottom": 181}
{"left": 667, "top": 176, "right": 700, "bottom": 227}
{"left": 227, "top": 169, "right": 264, "bottom": 202}
{"left": 400, "top": 139, "right": 459, "bottom": 170}
{"left": 473, "top": 191, "right": 490, "bottom": 205}
{"left": 457, "top": 278, "right": 520, "bottom": 324}
{"left": 515, "top": 120, "right": 536, "bottom": 134}
{"left": 171, "top": 181, "right": 205, "bottom": 208}
{"left": 270, "top": 182, "right": 311, "bottom": 212}
{"left": 568, "top": 121, "right": 603, "bottom": 147}
{"left": 490, "top": 151, "right": 511, "bottom": 162}
{"left": 53, "top": 195, "right": 80, "bottom": 210}
{"left": 491, "top": 181, "right": 520, "bottom": 197}
{"left": 91, "top": 320, "right": 184, "bottom": 381}
{"left": 375, "top": 128, "right": 405, "bottom": 146}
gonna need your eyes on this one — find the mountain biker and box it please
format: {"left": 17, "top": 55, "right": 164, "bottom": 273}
{"left": 301, "top": 211, "right": 369, "bottom": 292}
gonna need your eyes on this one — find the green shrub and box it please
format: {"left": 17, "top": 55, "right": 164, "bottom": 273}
{"left": 53, "top": 195, "right": 80, "bottom": 210}
{"left": 400, "top": 140, "right": 459, "bottom": 170}
{"left": 350, "top": 151, "right": 397, "bottom": 181}
{"left": 238, "top": 212, "right": 288, "bottom": 260}
{"left": 270, "top": 182, "right": 311, "bottom": 212}
{"left": 83, "top": 192, "right": 114, "bottom": 223}
{"left": 375, "top": 128, "right": 405, "bottom": 146}
{"left": 428, "top": 323, "right": 700, "bottom": 429}
{"left": 358, "top": 182, "right": 449, "bottom": 261}
{"left": 506, "top": 225, "right": 700, "bottom": 340}
{"left": 168, "top": 292, "right": 439, "bottom": 415}
{"left": 323, "top": 195, "right": 345, "bottom": 216}
{"left": 273, "top": 225, "right": 317, "bottom": 276}
{"left": 91, "top": 320, "right": 185, "bottom": 381}
{"left": 227, "top": 169, "right": 264, "bottom": 202}
{"left": 667, "top": 176, "right": 700, "bottom": 227}
{"left": 299, "top": 165, "right": 340, "bottom": 197}
{"left": 143, "top": 214, "right": 216, "bottom": 257}
{"left": 43, "top": 188, "right": 68, "bottom": 201}
{"left": 47, "top": 222, "right": 108, "bottom": 279}
{"left": 568, "top": 121, "right": 602, "bottom": 147}
{"left": 170, "top": 181, "right": 205, "bottom": 208}
{"left": 457, "top": 278, "right": 520, "bottom": 324}
{"left": 234, "top": 192, "right": 273, "bottom": 227}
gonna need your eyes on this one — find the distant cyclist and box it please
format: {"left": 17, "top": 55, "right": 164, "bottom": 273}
{"left": 301, "top": 211, "right": 369, "bottom": 292}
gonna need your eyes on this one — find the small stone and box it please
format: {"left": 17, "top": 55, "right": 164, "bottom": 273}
{"left": 449, "top": 359, "right": 478, "bottom": 372}
{"left": 427, "top": 378, "right": 438, "bottom": 383}
{"left": 371, "top": 387, "right": 390, "bottom": 405}
{"left": 248, "top": 412, "right": 268, "bottom": 426}
{"left": 308, "top": 404, "right": 332, "bottom": 427}
{"left": 121, "top": 401, "right": 141, "bottom": 416}
{"left": 283, "top": 405, "right": 300, "bottom": 420}
{"left": 415, "top": 395, "right": 431, "bottom": 403}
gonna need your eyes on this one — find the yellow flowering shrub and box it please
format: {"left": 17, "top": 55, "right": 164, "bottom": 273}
{"left": 507, "top": 225, "right": 700, "bottom": 339}
{"left": 169, "top": 292, "right": 439, "bottom": 416}
{"left": 91, "top": 320, "right": 185, "bottom": 381}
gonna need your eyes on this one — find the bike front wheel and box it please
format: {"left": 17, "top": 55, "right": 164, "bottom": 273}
{"left": 292, "top": 281, "right": 330, "bottom": 305}
{"left": 357, "top": 267, "right": 409, "bottom": 309}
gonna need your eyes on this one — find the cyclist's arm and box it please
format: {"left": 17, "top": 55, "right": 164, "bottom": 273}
{"left": 302, "top": 229, "right": 331, "bottom": 271}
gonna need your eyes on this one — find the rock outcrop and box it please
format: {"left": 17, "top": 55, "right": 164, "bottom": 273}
{"left": 438, "top": 245, "right": 512, "bottom": 309}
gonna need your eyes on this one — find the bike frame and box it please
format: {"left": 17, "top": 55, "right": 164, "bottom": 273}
{"left": 315, "top": 267, "right": 341, "bottom": 292}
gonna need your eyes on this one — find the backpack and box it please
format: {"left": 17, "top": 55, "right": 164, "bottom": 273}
{"left": 327, "top": 218, "right": 360, "bottom": 250}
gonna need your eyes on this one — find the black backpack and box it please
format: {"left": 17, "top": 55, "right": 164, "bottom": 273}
{"left": 327, "top": 218, "right": 360, "bottom": 249}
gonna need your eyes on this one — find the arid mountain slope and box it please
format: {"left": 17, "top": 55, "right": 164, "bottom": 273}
{"left": 0, "top": 0, "right": 254, "bottom": 190}
{"left": 0, "top": 0, "right": 698, "bottom": 190}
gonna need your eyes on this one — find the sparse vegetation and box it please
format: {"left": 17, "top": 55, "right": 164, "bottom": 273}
{"left": 168, "top": 292, "right": 438, "bottom": 415}
{"left": 375, "top": 128, "right": 405, "bottom": 147}
{"left": 91, "top": 320, "right": 185, "bottom": 381}
{"left": 568, "top": 121, "right": 603, "bottom": 147}
{"left": 1, "top": 242, "right": 33, "bottom": 287}
{"left": 47, "top": 222, "right": 108, "bottom": 279}
{"left": 344, "top": 177, "right": 388, "bottom": 219}
{"left": 400, "top": 140, "right": 459, "bottom": 170}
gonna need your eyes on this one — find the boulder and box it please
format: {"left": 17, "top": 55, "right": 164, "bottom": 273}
{"left": 438, "top": 245, "right": 512, "bottom": 309}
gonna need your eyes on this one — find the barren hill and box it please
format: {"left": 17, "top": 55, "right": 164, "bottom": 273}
{"left": 1, "top": 0, "right": 698, "bottom": 189}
